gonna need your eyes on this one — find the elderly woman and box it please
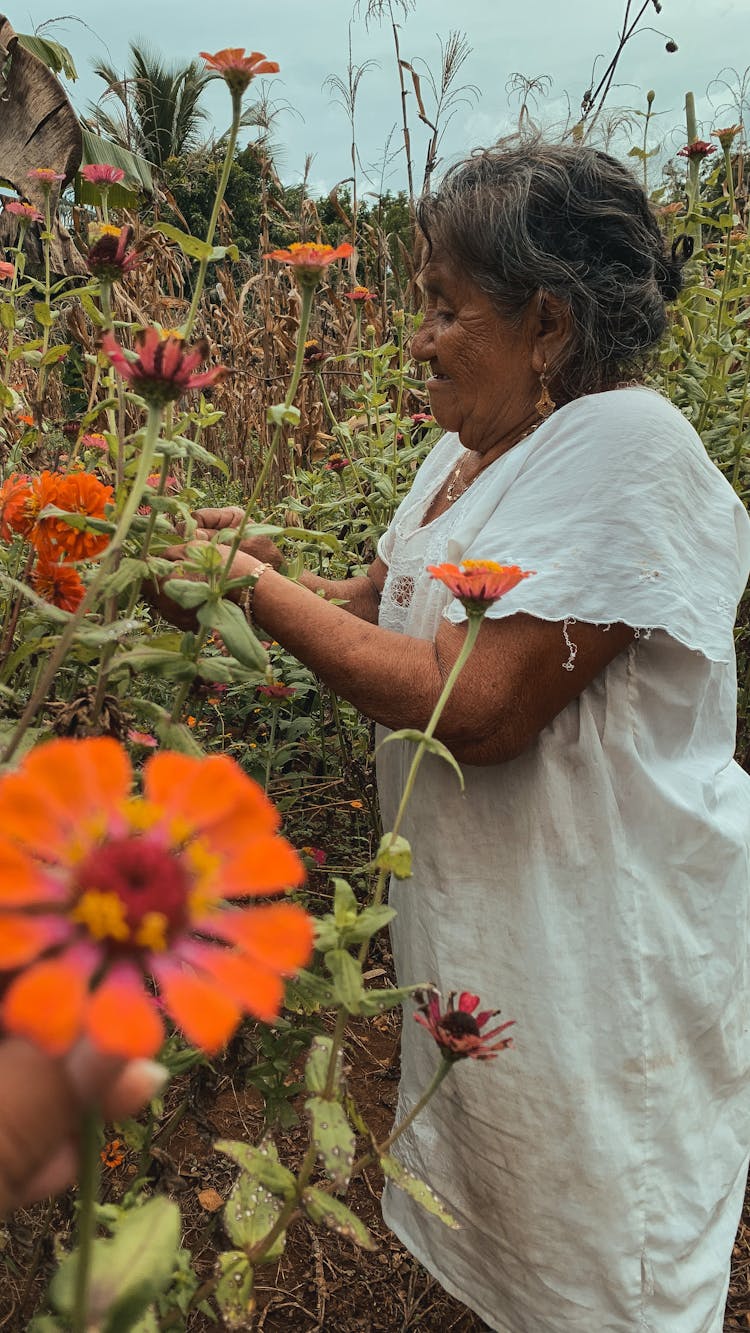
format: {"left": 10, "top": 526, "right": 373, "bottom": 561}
{"left": 161, "top": 140, "right": 750, "bottom": 1332}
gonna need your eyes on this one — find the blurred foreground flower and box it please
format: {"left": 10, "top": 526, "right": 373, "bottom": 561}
{"left": 101, "top": 328, "right": 226, "bottom": 407}
{"left": 0, "top": 261, "right": 14, "bottom": 281}
{"left": 414, "top": 988, "right": 514, "bottom": 1062}
{"left": 200, "top": 47, "right": 279, "bottom": 95}
{"left": 428, "top": 560, "right": 534, "bottom": 614}
{"left": 265, "top": 241, "right": 354, "bottom": 287}
{"left": 0, "top": 739, "right": 312, "bottom": 1057}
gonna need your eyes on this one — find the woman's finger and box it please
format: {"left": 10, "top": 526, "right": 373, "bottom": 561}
{"left": 193, "top": 506, "right": 245, "bottom": 530}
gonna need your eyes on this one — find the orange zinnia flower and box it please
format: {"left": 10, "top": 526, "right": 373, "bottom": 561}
{"left": 264, "top": 242, "right": 354, "bottom": 287}
{"left": 200, "top": 48, "right": 279, "bottom": 95}
{"left": 428, "top": 560, "right": 535, "bottom": 614}
{"left": 0, "top": 473, "right": 33, "bottom": 540}
{"left": 345, "top": 285, "right": 377, "bottom": 302}
{"left": 0, "top": 260, "right": 14, "bottom": 281}
{"left": 34, "top": 472, "right": 113, "bottom": 562}
{"left": 0, "top": 739, "right": 312, "bottom": 1058}
{"left": 32, "top": 557, "right": 85, "bottom": 612}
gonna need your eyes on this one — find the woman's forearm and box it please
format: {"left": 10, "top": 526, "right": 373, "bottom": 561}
{"left": 296, "top": 571, "right": 381, "bottom": 624}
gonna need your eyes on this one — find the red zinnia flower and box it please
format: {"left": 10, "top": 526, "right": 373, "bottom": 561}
{"left": 3, "top": 201, "right": 44, "bottom": 223}
{"left": 81, "top": 164, "right": 126, "bottom": 188}
{"left": 345, "top": 285, "right": 377, "bottom": 302}
{"left": 427, "top": 560, "right": 534, "bottom": 614}
{"left": 31, "top": 557, "right": 85, "bottom": 613}
{"left": 265, "top": 242, "right": 354, "bottom": 287}
{"left": 414, "top": 988, "right": 514, "bottom": 1062}
{"left": 101, "top": 328, "right": 226, "bottom": 407}
{"left": 677, "top": 140, "right": 717, "bottom": 160}
{"left": 0, "top": 739, "right": 313, "bottom": 1057}
{"left": 200, "top": 48, "right": 280, "bottom": 96}
{"left": 0, "top": 261, "right": 14, "bottom": 281}
{"left": 34, "top": 472, "right": 113, "bottom": 562}
{"left": 324, "top": 453, "right": 350, "bottom": 472}
{"left": 258, "top": 681, "right": 296, "bottom": 699}
{"left": 87, "top": 224, "right": 140, "bottom": 282}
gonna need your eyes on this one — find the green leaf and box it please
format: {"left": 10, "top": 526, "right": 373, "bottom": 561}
{"left": 333, "top": 877, "right": 358, "bottom": 928}
{"left": 325, "top": 949, "right": 364, "bottom": 1014}
{"left": 307, "top": 1096, "right": 355, "bottom": 1192}
{"left": 340, "top": 903, "right": 396, "bottom": 943}
{"left": 302, "top": 1188, "right": 377, "bottom": 1250}
{"left": 101, "top": 558, "right": 150, "bottom": 599}
{"left": 380, "top": 1155, "right": 459, "bottom": 1228}
{"left": 154, "top": 223, "right": 215, "bottom": 263}
{"left": 215, "top": 1139, "right": 296, "bottom": 1201}
{"left": 222, "top": 1169, "right": 286, "bottom": 1261}
{"left": 0, "top": 304, "right": 16, "bottom": 332}
{"left": 304, "top": 1035, "right": 342, "bottom": 1095}
{"left": 39, "top": 344, "right": 71, "bottom": 367}
{"left": 16, "top": 31, "right": 78, "bottom": 79}
{"left": 113, "top": 647, "right": 197, "bottom": 680}
{"left": 267, "top": 404, "right": 301, "bottom": 427}
{"left": 50, "top": 1197, "right": 180, "bottom": 1332}
{"left": 378, "top": 729, "right": 465, "bottom": 791}
{"left": 78, "top": 129, "right": 154, "bottom": 205}
{"left": 197, "top": 598, "right": 268, "bottom": 671}
{"left": 374, "top": 832, "right": 412, "bottom": 880}
{"left": 196, "top": 655, "right": 258, "bottom": 684}
{"left": 214, "top": 1252, "right": 254, "bottom": 1329}
{"left": 162, "top": 577, "right": 210, "bottom": 610}
{"left": 358, "top": 982, "right": 425, "bottom": 1015}
{"left": 33, "top": 302, "right": 53, "bottom": 329}
{"left": 76, "top": 618, "right": 141, "bottom": 648}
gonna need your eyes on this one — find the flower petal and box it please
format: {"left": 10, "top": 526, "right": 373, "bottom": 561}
{"left": 0, "top": 838, "right": 61, "bottom": 902}
{"left": 221, "top": 836, "right": 305, "bottom": 897}
{"left": 212, "top": 903, "right": 314, "bottom": 973}
{"left": 188, "top": 944, "right": 284, "bottom": 1023}
{"left": 458, "top": 992, "right": 480, "bottom": 1013}
{"left": 1, "top": 738, "right": 132, "bottom": 856}
{"left": 2, "top": 950, "right": 93, "bottom": 1054}
{"left": 154, "top": 961, "right": 240, "bottom": 1053}
{"left": 0, "top": 913, "right": 69, "bottom": 967}
{"left": 144, "top": 752, "right": 279, "bottom": 844}
{"left": 85, "top": 966, "right": 164, "bottom": 1058}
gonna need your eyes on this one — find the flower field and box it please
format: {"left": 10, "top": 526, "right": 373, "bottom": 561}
{"left": 0, "top": 8, "right": 749, "bottom": 1331}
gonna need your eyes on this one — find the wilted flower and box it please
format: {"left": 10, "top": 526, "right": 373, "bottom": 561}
{"left": 427, "top": 559, "right": 534, "bottom": 614}
{"left": 27, "top": 168, "right": 65, "bottom": 191}
{"left": 200, "top": 48, "right": 279, "bottom": 96}
{"left": 324, "top": 452, "right": 350, "bottom": 472}
{"left": 0, "top": 261, "right": 14, "bottom": 281}
{"left": 345, "top": 285, "right": 377, "bottom": 302}
{"left": 303, "top": 338, "right": 327, "bottom": 365}
{"left": 3, "top": 200, "right": 44, "bottom": 224}
{"left": 0, "top": 739, "right": 313, "bottom": 1057}
{"left": 81, "top": 164, "right": 126, "bottom": 188}
{"left": 87, "top": 223, "right": 139, "bottom": 282}
{"left": 31, "top": 557, "right": 85, "bottom": 613}
{"left": 100, "top": 1138, "right": 125, "bottom": 1169}
{"left": 101, "top": 328, "right": 226, "bottom": 407}
{"left": 414, "top": 988, "right": 514, "bottom": 1062}
{"left": 265, "top": 241, "right": 354, "bottom": 287}
{"left": 677, "top": 140, "right": 717, "bottom": 161}
{"left": 712, "top": 125, "right": 743, "bottom": 151}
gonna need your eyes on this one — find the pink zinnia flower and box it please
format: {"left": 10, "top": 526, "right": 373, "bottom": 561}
{"left": 27, "top": 168, "right": 65, "bottom": 190}
{"left": 677, "top": 140, "right": 717, "bottom": 160}
{"left": 200, "top": 48, "right": 279, "bottom": 96}
{"left": 127, "top": 729, "right": 159, "bottom": 749}
{"left": 81, "top": 164, "right": 126, "bottom": 188}
{"left": 3, "top": 201, "right": 44, "bottom": 224}
{"left": 414, "top": 988, "right": 515, "bottom": 1062}
{"left": 87, "top": 224, "right": 139, "bottom": 282}
{"left": 100, "top": 328, "right": 226, "bottom": 407}
{"left": 345, "top": 285, "right": 377, "bottom": 302}
{"left": 0, "top": 261, "right": 14, "bottom": 281}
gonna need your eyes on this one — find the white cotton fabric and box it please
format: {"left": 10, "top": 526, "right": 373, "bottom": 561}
{"left": 375, "top": 388, "right": 750, "bottom": 1333}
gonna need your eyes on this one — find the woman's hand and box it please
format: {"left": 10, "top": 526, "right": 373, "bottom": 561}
{"left": 0, "top": 1039, "right": 167, "bottom": 1216}
{"left": 193, "top": 508, "right": 285, "bottom": 570}
{"left": 147, "top": 541, "right": 265, "bottom": 632}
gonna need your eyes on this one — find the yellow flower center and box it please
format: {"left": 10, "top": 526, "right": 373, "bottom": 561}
{"left": 71, "top": 888, "right": 130, "bottom": 942}
{"left": 461, "top": 559, "right": 504, "bottom": 574}
{"left": 134, "top": 910, "right": 169, "bottom": 951}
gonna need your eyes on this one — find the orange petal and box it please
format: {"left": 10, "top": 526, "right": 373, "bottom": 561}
{"left": 221, "top": 836, "right": 305, "bottom": 897}
{"left": 154, "top": 961, "right": 240, "bottom": 1053}
{"left": 0, "top": 738, "right": 131, "bottom": 856}
{"left": 215, "top": 904, "right": 314, "bottom": 974}
{"left": 144, "top": 752, "right": 279, "bottom": 844}
{"left": 0, "top": 913, "right": 69, "bottom": 967}
{"left": 190, "top": 945, "right": 284, "bottom": 1023}
{"left": 85, "top": 967, "right": 163, "bottom": 1058}
{"left": 2, "top": 951, "right": 91, "bottom": 1054}
{"left": 0, "top": 838, "right": 61, "bottom": 903}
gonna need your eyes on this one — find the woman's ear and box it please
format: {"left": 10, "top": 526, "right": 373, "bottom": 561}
{"left": 529, "top": 292, "right": 572, "bottom": 375}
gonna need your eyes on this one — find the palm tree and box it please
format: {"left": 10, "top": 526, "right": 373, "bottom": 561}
{"left": 88, "top": 43, "right": 211, "bottom": 172}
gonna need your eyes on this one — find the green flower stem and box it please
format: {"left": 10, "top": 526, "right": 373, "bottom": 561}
{"left": 316, "top": 374, "right": 378, "bottom": 523}
{"left": 72, "top": 1110, "right": 101, "bottom": 1333}
{"left": 183, "top": 89, "right": 242, "bottom": 339}
{"left": 263, "top": 706, "right": 279, "bottom": 793}
{"left": 1, "top": 406, "right": 164, "bottom": 764}
{"left": 34, "top": 194, "right": 53, "bottom": 432}
{"left": 391, "top": 319, "right": 407, "bottom": 513}
{"left": 1, "top": 223, "right": 27, "bottom": 387}
{"left": 372, "top": 1059, "right": 452, "bottom": 1157}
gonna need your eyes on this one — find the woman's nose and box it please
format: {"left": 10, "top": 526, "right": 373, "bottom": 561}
{"left": 410, "top": 320, "right": 433, "bottom": 363}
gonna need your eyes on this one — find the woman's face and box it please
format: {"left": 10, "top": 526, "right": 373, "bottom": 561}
{"left": 411, "top": 251, "right": 540, "bottom": 453}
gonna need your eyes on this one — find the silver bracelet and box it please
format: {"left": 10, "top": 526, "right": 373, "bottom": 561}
{"left": 241, "top": 562, "right": 274, "bottom": 625}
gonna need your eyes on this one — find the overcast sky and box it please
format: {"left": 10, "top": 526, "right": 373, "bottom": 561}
{"left": 13, "top": 0, "right": 750, "bottom": 196}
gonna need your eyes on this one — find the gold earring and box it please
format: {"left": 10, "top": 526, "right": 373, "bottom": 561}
{"left": 535, "top": 366, "right": 556, "bottom": 419}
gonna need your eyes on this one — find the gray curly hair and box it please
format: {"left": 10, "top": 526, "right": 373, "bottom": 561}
{"left": 416, "top": 137, "right": 684, "bottom": 400}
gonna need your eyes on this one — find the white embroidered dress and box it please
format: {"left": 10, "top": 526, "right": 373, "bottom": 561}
{"left": 375, "top": 388, "right": 750, "bottom": 1333}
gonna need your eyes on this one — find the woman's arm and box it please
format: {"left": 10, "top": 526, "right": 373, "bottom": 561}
{"left": 234, "top": 556, "right": 634, "bottom": 765}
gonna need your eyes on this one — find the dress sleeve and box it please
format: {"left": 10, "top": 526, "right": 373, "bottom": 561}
{"left": 441, "top": 391, "right": 750, "bottom": 664}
